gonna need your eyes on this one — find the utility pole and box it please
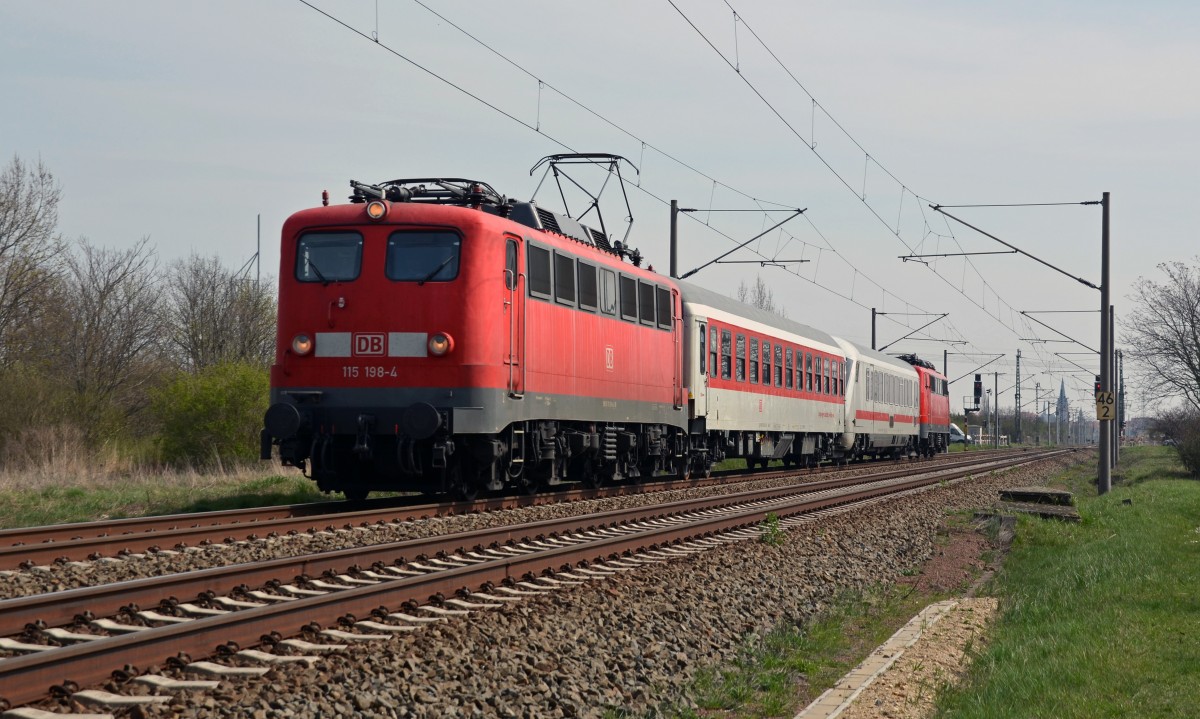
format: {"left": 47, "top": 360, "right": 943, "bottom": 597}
{"left": 1014, "top": 349, "right": 1021, "bottom": 444}
{"left": 1045, "top": 400, "right": 1050, "bottom": 446}
{"left": 1111, "top": 305, "right": 1119, "bottom": 466}
{"left": 1035, "top": 382, "right": 1041, "bottom": 445}
{"left": 1119, "top": 349, "right": 1126, "bottom": 450}
{"left": 993, "top": 371, "right": 999, "bottom": 448}
{"left": 871, "top": 308, "right": 877, "bottom": 350}
{"left": 1098, "top": 192, "right": 1112, "bottom": 494}
{"left": 669, "top": 200, "right": 679, "bottom": 279}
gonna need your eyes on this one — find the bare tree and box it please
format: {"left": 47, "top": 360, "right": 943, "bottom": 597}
{"left": 163, "top": 254, "right": 276, "bottom": 371}
{"left": 1123, "top": 258, "right": 1200, "bottom": 413}
{"left": 51, "top": 237, "right": 165, "bottom": 436}
{"left": 736, "top": 274, "right": 788, "bottom": 318}
{"left": 0, "top": 155, "right": 64, "bottom": 365}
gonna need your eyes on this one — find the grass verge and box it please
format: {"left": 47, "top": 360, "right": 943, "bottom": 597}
{"left": 667, "top": 584, "right": 946, "bottom": 718}
{"left": 934, "top": 445, "right": 1200, "bottom": 718}
{"left": 0, "top": 468, "right": 324, "bottom": 529}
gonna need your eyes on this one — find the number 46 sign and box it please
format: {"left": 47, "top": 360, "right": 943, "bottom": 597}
{"left": 1095, "top": 391, "right": 1116, "bottom": 421}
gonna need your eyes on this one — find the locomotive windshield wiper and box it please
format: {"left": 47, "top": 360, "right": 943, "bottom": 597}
{"left": 306, "top": 259, "right": 330, "bottom": 286}
{"left": 416, "top": 254, "right": 454, "bottom": 286}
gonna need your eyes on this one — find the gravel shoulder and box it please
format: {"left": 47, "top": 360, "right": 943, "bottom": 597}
{"left": 837, "top": 597, "right": 999, "bottom": 719}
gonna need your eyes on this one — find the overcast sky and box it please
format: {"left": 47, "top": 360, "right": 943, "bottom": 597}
{"left": 3, "top": 1, "right": 1196, "bottom": 415}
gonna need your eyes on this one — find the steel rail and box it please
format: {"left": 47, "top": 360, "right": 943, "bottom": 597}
{"left": 0, "top": 453, "right": 1031, "bottom": 638}
{"left": 0, "top": 450, "right": 1066, "bottom": 706}
{"left": 7, "top": 455, "right": 1054, "bottom": 643}
{"left": 0, "top": 451, "right": 1021, "bottom": 569}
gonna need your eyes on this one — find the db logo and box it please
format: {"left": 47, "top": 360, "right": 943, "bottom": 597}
{"left": 353, "top": 333, "right": 385, "bottom": 356}
{"left": 605, "top": 346, "right": 615, "bottom": 371}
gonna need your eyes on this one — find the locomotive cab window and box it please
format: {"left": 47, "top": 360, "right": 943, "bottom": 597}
{"left": 386, "top": 230, "right": 461, "bottom": 283}
{"left": 638, "top": 280, "right": 656, "bottom": 326}
{"left": 656, "top": 287, "right": 672, "bottom": 330}
{"left": 296, "top": 232, "right": 363, "bottom": 283}
{"left": 527, "top": 245, "right": 552, "bottom": 298}
{"left": 554, "top": 252, "right": 576, "bottom": 306}
{"left": 600, "top": 269, "right": 617, "bottom": 316}
{"left": 578, "top": 261, "right": 598, "bottom": 312}
{"left": 620, "top": 275, "right": 638, "bottom": 322}
{"left": 504, "top": 238, "right": 518, "bottom": 290}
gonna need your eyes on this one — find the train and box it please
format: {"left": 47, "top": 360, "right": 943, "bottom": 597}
{"left": 260, "top": 167, "right": 951, "bottom": 500}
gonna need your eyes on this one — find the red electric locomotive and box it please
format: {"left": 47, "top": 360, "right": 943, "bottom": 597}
{"left": 261, "top": 174, "right": 692, "bottom": 499}
{"left": 900, "top": 354, "right": 951, "bottom": 456}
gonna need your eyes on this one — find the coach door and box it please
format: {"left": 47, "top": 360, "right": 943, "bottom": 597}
{"left": 504, "top": 235, "right": 525, "bottom": 397}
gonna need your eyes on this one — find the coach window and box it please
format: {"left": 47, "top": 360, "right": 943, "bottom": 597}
{"left": 387, "top": 230, "right": 461, "bottom": 282}
{"left": 619, "top": 275, "right": 638, "bottom": 322}
{"left": 599, "top": 269, "right": 617, "bottom": 316}
{"left": 578, "top": 261, "right": 598, "bottom": 312}
{"left": 774, "top": 344, "right": 784, "bottom": 386}
{"left": 554, "top": 252, "right": 576, "bottom": 306}
{"left": 749, "top": 339, "right": 759, "bottom": 384}
{"left": 297, "top": 231, "right": 363, "bottom": 283}
{"left": 736, "top": 334, "right": 746, "bottom": 382}
{"left": 720, "top": 330, "right": 732, "bottom": 379}
{"left": 762, "top": 341, "right": 771, "bottom": 385}
{"left": 825, "top": 359, "right": 832, "bottom": 395}
{"left": 655, "top": 287, "right": 672, "bottom": 330}
{"left": 699, "top": 323, "right": 707, "bottom": 376}
{"left": 710, "top": 326, "right": 718, "bottom": 378}
{"left": 505, "top": 239, "right": 518, "bottom": 290}
{"left": 785, "top": 349, "right": 794, "bottom": 389}
{"left": 806, "top": 353, "right": 814, "bottom": 392}
{"left": 638, "top": 281, "right": 656, "bottom": 326}
{"left": 527, "top": 244, "right": 552, "bottom": 299}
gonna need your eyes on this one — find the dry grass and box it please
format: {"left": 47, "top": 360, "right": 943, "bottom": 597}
{"left": 0, "top": 424, "right": 286, "bottom": 492}
{"left": 0, "top": 426, "right": 321, "bottom": 528}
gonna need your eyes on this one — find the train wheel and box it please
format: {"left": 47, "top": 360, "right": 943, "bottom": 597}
{"left": 343, "top": 488, "right": 369, "bottom": 501}
{"left": 450, "top": 466, "right": 481, "bottom": 502}
{"left": 571, "top": 456, "right": 602, "bottom": 489}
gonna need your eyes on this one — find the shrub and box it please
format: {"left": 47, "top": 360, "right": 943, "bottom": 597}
{"left": 151, "top": 362, "right": 269, "bottom": 467}
{"left": 1152, "top": 408, "right": 1200, "bottom": 478}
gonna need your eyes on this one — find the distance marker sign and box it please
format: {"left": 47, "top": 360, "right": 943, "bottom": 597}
{"left": 1095, "top": 391, "right": 1115, "bottom": 421}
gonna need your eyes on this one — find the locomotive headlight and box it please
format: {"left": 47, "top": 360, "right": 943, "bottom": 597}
{"left": 365, "top": 200, "right": 388, "bottom": 221}
{"left": 291, "top": 333, "right": 314, "bottom": 356}
{"left": 428, "top": 332, "right": 454, "bottom": 356}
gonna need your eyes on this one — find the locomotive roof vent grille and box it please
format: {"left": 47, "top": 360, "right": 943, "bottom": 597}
{"left": 589, "top": 227, "right": 612, "bottom": 251}
{"left": 535, "top": 206, "right": 562, "bottom": 235}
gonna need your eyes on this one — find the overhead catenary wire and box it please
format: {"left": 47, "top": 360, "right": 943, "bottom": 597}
{"left": 668, "top": 0, "right": 1071, "bottom": 376}
{"left": 296, "top": 0, "right": 973, "bottom": 348}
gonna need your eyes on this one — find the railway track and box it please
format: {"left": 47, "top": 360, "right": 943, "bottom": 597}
{"left": 0, "top": 450, "right": 1019, "bottom": 570}
{"left": 0, "top": 449, "right": 1065, "bottom": 711}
